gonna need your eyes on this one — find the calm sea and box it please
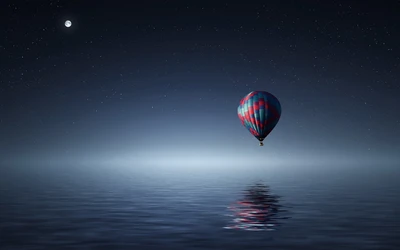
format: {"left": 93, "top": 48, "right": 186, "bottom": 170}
{"left": 0, "top": 163, "right": 399, "bottom": 249}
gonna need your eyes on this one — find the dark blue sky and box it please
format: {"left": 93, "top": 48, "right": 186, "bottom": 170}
{"left": 1, "top": 1, "right": 399, "bottom": 167}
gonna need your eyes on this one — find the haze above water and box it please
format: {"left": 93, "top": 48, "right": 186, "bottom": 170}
{"left": 0, "top": 163, "right": 399, "bottom": 249}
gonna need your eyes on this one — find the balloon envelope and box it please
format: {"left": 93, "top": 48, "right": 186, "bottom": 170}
{"left": 237, "top": 91, "right": 281, "bottom": 143}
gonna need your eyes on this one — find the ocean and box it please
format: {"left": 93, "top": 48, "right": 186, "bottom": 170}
{"left": 0, "top": 163, "right": 399, "bottom": 249}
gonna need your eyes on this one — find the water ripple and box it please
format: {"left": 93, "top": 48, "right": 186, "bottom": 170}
{"left": 0, "top": 164, "right": 399, "bottom": 249}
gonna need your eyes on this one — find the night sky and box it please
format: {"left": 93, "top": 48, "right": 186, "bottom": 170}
{"left": 1, "top": 1, "right": 399, "bottom": 168}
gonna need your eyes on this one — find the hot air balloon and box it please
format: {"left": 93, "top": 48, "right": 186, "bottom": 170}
{"left": 237, "top": 91, "right": 281, "bottom": 146}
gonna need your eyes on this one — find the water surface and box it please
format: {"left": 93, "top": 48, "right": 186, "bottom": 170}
{"left": 0, "top": 164, "right": 399, "bottom": 249}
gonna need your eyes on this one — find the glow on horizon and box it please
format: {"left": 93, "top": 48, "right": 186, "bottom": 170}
{"left": 1, "top": 140, "right": 397, "bottom": 168}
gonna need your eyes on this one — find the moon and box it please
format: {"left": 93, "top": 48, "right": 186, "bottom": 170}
{"left": 64, "top": 20, "right": 72, "bottom": 28}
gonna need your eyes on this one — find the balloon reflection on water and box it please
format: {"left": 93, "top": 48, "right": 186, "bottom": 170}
{"left": 224, "top": 183, "right": 289, "bottom": 231}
